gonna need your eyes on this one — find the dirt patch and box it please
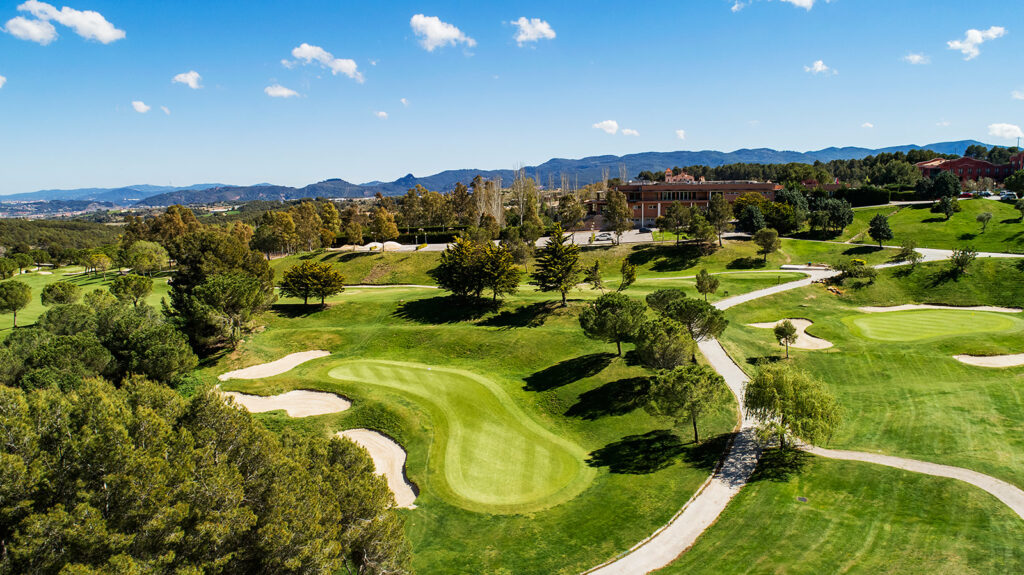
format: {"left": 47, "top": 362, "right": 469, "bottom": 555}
{"left": 747, "top": 318, "right": 833, "bottom": 350}
{"left": 953, "top": 354, "right": 1024, "bottom": 368}
{"left": 337, "top": 429, "right": 417, "bottom": 509}
{"left": 218, "top": 350, "right": 331, "bottom": 381}
{"left": 858, "top": 304, "right": 1022, "bottom": 314}
{"left": 223, "top": 389, "right": 351, "bottom": 417}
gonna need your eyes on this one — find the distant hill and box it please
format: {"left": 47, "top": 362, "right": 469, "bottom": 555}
{"left": 6, "top": 140, "right": 996, "bottom": 207}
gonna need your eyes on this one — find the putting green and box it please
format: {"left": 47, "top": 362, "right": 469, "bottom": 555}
{"left": 844, "top": 309, "right": 1024, "bottom": 342}
{"left": 328, "top": 359, "right": 595, "bottom": 514}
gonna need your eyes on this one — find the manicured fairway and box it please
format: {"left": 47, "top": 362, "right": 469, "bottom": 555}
{"left": 663, "top": 455, "right": 1024, "bottom": 574}
{"left": 846, "top": 309, "right": 1024, "bottom": 342}
{"left": 328, "top": 360, "right": 594, "bottom": 513}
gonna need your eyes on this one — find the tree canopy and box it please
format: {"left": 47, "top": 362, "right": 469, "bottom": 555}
{"left": 531, "top": 224, "right": 581, "bottom": 306}
{"left": 579, "top": 292, "right": 646, "bottom": 356}
{"left": 744, "top": 361, "right": 841, "bottom": 449}
{"left": 646, "top": 364, "right": 728, "bottom": 443}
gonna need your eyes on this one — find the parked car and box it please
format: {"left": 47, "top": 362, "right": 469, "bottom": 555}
{"left": 595, "top": 232, "right": 613, "bottom": 241}
{"left": 959, "top": 192, "right": 974, "bottom": 199}
{"left": 638, "top": 227, "right": 653, "bottom": 233}
{"left": 1000, "top": 191, "right": 1018, "bottom": 201}
{"left": 977, "top": 190, "right": 994, "bottom": 197}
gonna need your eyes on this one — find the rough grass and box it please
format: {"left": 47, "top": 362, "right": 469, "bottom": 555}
{"left": 853, "top": 199, "right": 1024, "bottom": 253}
{"left": 0, "top": 267, "right": 171, "bottom": 332}
{"left": 327, "top": 359, "right": 595, "bottom": 513}
{"left": 661, "top": 454, "right": 1024, "bottom": 574}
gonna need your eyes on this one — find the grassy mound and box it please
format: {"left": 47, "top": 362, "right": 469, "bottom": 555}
{"left": 848, "top": 199, "right": 1024, "bottom": 253}
{"left": 328, "top": 360, "right": 594, "bottom": 513}
{"left": 845, "top": 309, "right": 1024, "bottom": 342}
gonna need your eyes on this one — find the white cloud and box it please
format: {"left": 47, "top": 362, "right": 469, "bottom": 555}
{"left": 948, "top": 26, "right": 1006, "bottom": 60}
{"left": 400, "top": 97, "right": 409, "bottom": 106}
{"left": 11, "top": 1, "right": 124, "bottom": 44}
{"left": 861, "top": 122, "right": 874, "bottom": 129}
{"left": 1012, "top": 90, "right": 1024, "bottom": 101}
{"left": 288, "top": 43, "right": 363, "bottom": 82}
{"left": 731, "top": 2, "right": 746, "bottom": 12}
{"left": 131, "top": 100, "right": 150, "bottom": 114}
{"left": 675, "top": 129, "right": 687, "bottom": 140}
{"left": 265, "top": 84, "right": 299, "bottom": 98}
{"left": 988, "top": 123, "right": 1024, "bottom": 140}
{"left": 621, "top": 128, "right": 639, "bottom": 136}
{"left": 511, "top": 17, "right": 555, "bottom": 46}
{"left": 0, "top": 75, "right": 5, "bottom": 89}
{"left": 804, "top": 60, "right": 835, "bottom": 75}
{"left": 374, "top": 111, "right": 388, "bottom": 119}
{"left": 593, "top": 120, "right": 618, "bottom": 135}
{"left": 172, "top": 70, "right": 202, "bottom": 89}
{"left": 902, "top": 53, "right": 929, "bottom": 65}
{"left": 936, "top": 120, "right": 951, "bottom": 127}
{"left": 160, "top": 106, "right": 170, "bottom": 115}
{"left": 410, "top": 14, "right": 475, "bottom": 52}
{"left": 3, "top": 15, "right": 57, "bottom": 44}
{"left": 780, "top": 0, "right": 816, "bottom": 9}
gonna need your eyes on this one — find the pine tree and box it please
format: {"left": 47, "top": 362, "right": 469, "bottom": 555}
{"left": 531, "top": 223, "right": 581, "bottom": 306}
{"left": 480, "top": 243, "right": 521, "bottom": 302}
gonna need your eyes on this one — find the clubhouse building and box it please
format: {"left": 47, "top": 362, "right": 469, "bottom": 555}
{"left": 587, "top": 170, "right": 782, "bottom": 227}
{"left": 915, "top": 153, "right": 1024, "bottom": 183}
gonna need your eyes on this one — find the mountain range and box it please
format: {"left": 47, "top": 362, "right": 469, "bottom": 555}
{"left": 1, "top": 140, "right": 991, "bottom": 207}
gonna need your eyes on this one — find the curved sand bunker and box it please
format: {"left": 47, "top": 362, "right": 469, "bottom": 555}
{"left": 338, "top": 429, "right": 417, "bottom": 509}
{"left": 223, "top": 389, "right": 351, "bottom": 417}
{"left": 953, "top": 354, "right": 1024, "bottom": 368}
{"left": 859, "top": 304, "right": 1021, "bottom": 314}
{"left": 218, "top": 350, "right": 330, "bottom": 381}
{"left": 747, "top": 318, "right": 833, "bottom": 350}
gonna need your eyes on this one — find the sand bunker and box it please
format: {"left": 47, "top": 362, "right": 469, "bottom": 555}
{"left": 859, "top": 304, "right": 1022, "bottom": 314}
{"left": 338, "top": 429, "right": 417, "bottom": 508}
{"left": 37, "top": 271, "right": 52, "bottom": 275}
{"left": 953, "top": 354, "right": 1024, "bottom": 368}
{"left": 747, "top": 318, "right": 833, "bottom": 350}
{"left": 223, "top": 389, "right": 351, "bottom": 417}
{"left": 218, "top": 350, "right": 330, "bottom": 381}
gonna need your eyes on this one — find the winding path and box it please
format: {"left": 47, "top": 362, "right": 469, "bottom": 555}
{"left": 584, "top": 261, "right": 1024, "bottom": 574}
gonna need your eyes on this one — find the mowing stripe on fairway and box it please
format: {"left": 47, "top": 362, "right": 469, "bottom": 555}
{"left": 328, "top": 359, "right": 595, "bottom": 514}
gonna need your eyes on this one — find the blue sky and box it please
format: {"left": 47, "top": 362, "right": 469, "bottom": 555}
{"left": 0, "top": 0, "right": 1021, "bottom": 194}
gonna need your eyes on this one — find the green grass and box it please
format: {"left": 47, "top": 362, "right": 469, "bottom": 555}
{"left": 845, "top": 309, "right": 1024, "bottom": 342}
{"left": 327, "top": 359, "right": 594, "bottom": 513}
{"left": 718, "top": 258, "right": 1024, "bottom": 488}
{"left": 0, "top": 268, "right": 171, "bottom": 333}
{"left": 853, "top": 199, "right": 1024, "bottom": 253}
{"left": 835, "top": 205, "right": 902, "bottom": 243}
{"left": 662, "top": 452, "right": 1024, "bottom": 574}
{"left": 206, "top": 274, "right": 830, "bottom": 573}
{"left": 273, "top": 238, "right": 897, "bottom": 287}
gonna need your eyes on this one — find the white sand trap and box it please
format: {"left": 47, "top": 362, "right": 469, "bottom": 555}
{"left": 383, "top": 241, "right": 403, "bottom": 250}
{"left": 747, "top": 318, "right": 833, "bottom": 350}
{"left": 953, "top": 354, "right": 1024, "bottom": 368}
{"left": 37, "top": 271, "right": 52, "bottom": 275}
{"left": 223, "top": 389, "right": 351, "bottom": 417}
{"left": 218, "top": 350, "right": 330, "bottom": 381}
{"left": 338, "top": 429, "right": 417, "bottom": 509}
{"left": 858, "top": 304, "right": 1022, "bottom": 314}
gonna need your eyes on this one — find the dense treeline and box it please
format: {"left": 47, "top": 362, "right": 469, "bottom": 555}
{"left": 0, "top": 378, "right": 408, "bottom": 574}
{"left": 0, "top": 219, "right": 121, "bottom": 252}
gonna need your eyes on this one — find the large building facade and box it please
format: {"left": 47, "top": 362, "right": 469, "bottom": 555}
{"left": 587, "top": 179, "right": 781, "bottom": 227}
{"left": 915, "top": 153, "right": 1024, "bottom": 183}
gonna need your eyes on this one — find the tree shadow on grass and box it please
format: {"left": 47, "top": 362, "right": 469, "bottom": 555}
{"left": 746, "top": 355, "right": 783, "bottom": 366}
{"left": 727, "top": 257, "right": 767, "bottom": 270}
{"left": 921, "top": 217, "right": 947, "bottom": 223}
{"left": 1000, "top": 218, "right": 1019, "bottom": 225}
{"left": 586, "top": 429, "right": 686, "bottom": 474}
{"left": 477, "top": 301, "right": 557, "bottom": 329}
{"left": 680, "top": 432, "right": 735, "bottom": 473}
{"left": 565, "top": 376, "right": 650, "bottom": 420}
{"left": 627, "top": 244, "right": 701, "bottom": 272}
{"left": 841, "top": 245, "right": 883, "bottom": 257}
{"left": 927, "top": 267, "right": 961, "bottom": 287}
{"left": 523, "top": 352, "right": 615, "bottom": 391}
{"left": 959, "top": 233, "right": 977, "bottom": 241}
{"left": 393, "top": 295, "right": 498, "bottom": 324}
{"left": 748, "top": 447, "right": 810, "bottom": 483}
{"left": 273, "top": 303, "right": 325, "bottom": 318}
